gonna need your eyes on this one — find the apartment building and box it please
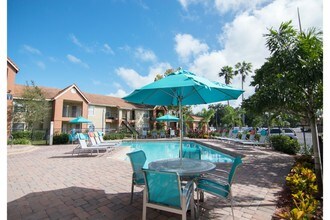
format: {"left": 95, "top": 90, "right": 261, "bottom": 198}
{"left": 7, "top": 58, "right": 158, "bottom": 135}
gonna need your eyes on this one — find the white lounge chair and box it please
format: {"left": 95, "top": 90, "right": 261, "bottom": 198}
{"left": 72, "top": 133, "right": 109, "bottom": 156}
{"left": 96, "top": 131, "right": 122, "bottom": 145}
{"left": 170, "top": 129, "right": 176, "bottom": 138}
{"left": 240, "top": 134, "right": 268, "bottom": 146}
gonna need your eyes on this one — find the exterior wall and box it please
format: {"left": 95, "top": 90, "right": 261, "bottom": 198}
{"left": 53, "top": 88, "right": 89, "bottom": 132}
{"left": 134, "top": 110, "right": 150, "bottom": 133}
{"left": 88, "top": 105, "right": 105, "bottom": 131}
{"left": 7, "top": 63, "right": 17, "bottom": 94}
{"left": 7, "top": 62, "right": 18, "bottom": 136}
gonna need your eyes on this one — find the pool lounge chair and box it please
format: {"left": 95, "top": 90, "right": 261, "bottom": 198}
{"left": 160, "top": 131, "right": 166, "bottom": 138}
{"left": 151, "top": 131, "right": 158, "bottom": 139}
{"left": 126, "top": 150, "right": 147, "bottom": 204}
{"left": 196, "top": 157, "right": 242, "bottom": 220}
{"left": 88, "top": 132, "right": 117, "bottom": 150}
{"left": 240, "top": 134, "right": 268, "bottom": 146}
{"left": 230, "top": 133, "right": 247, "bottom": 143}
{"left": 140, "top": 130, "right": 147, "bottom": 139}
{"left": 142, "top": 169, "right": 195, "bottom": 220}
{"left": 170, "top": 129, "right": 176, "bottom": 138}
{"left": 96, "top": 131, "right": 122, "bottom": 145}
{"left": 218, "top": 129, "right": 238, "bottom": 142}
{"left": 72, "top": 133, "right": 109, "bottom": 156}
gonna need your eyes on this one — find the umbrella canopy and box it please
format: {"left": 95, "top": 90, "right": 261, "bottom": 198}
{"left": 69, "top": 116, "right": 92, "bottom": 124}
{"left": 156, "top": 114, "right": 179, "bottom": 122}
{"left": 123, "top": 69, "right": 244, "bottom": 159}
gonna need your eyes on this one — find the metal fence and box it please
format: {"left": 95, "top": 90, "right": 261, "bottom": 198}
{"left": 10, "top": 129, "right": 49, "bottom": 145}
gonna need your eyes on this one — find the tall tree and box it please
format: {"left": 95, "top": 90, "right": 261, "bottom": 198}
{"left": 13, "top": 81, "right": 50, "bottom": 131}
{"left": 221, "top": 106, "right": 243, "bottom": 128}
{"left": 234, "top": 61, "right": 252, "bottom": 126}
{"left": 234, "top": 61, "right": 252, "bottom": 101}
{"left": 245, "top": 21, "right": 323, "bottom": 192}
{"left": 219, "top": 65, "right": 234, "bottom": 106}
{"left": 198, "top": 108, "right": 215, "bottom": 133}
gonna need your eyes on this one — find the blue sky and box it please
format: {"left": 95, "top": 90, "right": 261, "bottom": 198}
{"left": 8, "top": 0, "right": 323, "bottom": 110}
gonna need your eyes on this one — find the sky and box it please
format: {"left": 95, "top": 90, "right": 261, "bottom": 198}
{"left": 7, "top": 0, "right": 323, "bottom": 112}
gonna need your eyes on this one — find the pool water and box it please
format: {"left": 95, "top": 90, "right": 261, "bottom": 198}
{"left": 119, "top": 141, "right": 234, "bottom": 166}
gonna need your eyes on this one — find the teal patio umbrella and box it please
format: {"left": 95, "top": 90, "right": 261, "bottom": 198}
{"left": 69, "top": 116, "right": 92, "bottom": 124}
{"left": 123, "top": 68, "right": 244, "bottom": 159}
{"left": 156, "top": 114, "right": 179, "bottom": 122}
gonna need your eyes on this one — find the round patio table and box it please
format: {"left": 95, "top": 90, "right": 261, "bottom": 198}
{"left": 148, "top": 158, "right": 216, "bottom": 176}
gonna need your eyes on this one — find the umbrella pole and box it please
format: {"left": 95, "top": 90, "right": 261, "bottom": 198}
{"left": 179, "top": 97, "right": 183, "bottom": 161}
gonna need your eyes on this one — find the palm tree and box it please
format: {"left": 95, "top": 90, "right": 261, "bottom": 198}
{"left": 199, "top": 108, "right": 215, "bottom": 134}
{"left": 234, "top": 61, "right": 252, "bottom": 126}
{"left": 219, "top": 66, "right": 234, "bottom": 106}
{"left": 234, "top": 61, "right": 252, "bottom": 101}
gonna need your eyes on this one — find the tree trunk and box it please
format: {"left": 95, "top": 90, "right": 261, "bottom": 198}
{"left": 310, "top": 116, "right": 323, "bottom": 197}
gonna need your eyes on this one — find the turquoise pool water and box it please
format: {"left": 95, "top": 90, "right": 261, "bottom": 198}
{"left": 119, "top": 141, "right": 234, "bottom": 166}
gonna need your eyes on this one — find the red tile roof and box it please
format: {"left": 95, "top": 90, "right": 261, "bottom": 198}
{"left": 13, "top": 84, "right": 150, "bottom": 109}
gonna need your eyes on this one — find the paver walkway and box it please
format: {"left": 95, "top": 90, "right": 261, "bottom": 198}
{"left": 7, "top": 139, "right": 294, "bottom": 219}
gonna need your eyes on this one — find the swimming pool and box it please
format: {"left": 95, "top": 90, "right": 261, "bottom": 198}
{"left": 119, "top": 141, "right": 234, "bottom": 166}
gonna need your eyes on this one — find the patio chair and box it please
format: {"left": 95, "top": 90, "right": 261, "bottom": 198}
{"left": 220, "top": 129, "right": 239, "bottom": 142}
{"left": 88, "top": 132, "right": 116, "bottom": 148}
{"left": 126, "top": 150, "right": 147, "bottom": 204}
{"left": 72, "top": 133, "right": 109, "bottom": 156}
{"left": 170, "top": 129, "right": 176, "bottom": 138}
{"left": 182, "top": 147, "right": 201, "bottom": 160}
{"left": 96, "top": 131, "right": 122, "bottom": 145}
{"left": 236, "top": 133, "right": 255, "bottom": 144}
{"left": 151, "top": 131, "right": 158, "bottom": 139}
{"left": 160, "top": 131, "right": 166, "bottom": 138}
{"left": 196, "top": 157, "right": 242, "bottom": 220}
{"left": 142, "top": 169, "right": 195, "bottom": 220}
{"left": 231, "top": 133, "right": 247, "bottom": 143}
{"left": 239, "top": 131, "right": 268, "bottom": 146}
{"left": 140, "top": 130, "right": 147, "bottom": 139}
{"left": 91, "top": 132, "right": 119, "bottom": 151}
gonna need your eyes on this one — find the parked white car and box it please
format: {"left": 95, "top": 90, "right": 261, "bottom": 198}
{"left": 268, "top": 128, "right": 297, "bottom": 140}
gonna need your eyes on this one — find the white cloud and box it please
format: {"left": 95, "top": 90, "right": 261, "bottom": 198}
{"left": 214, "top": 0, "right": 269, "bottom": 14}
{"left": 102, "top": 43, "right": 114, "bottom": 55}
{"left": 23, "top": 45, "right": 42, "bottom": 55}
{"left": 36, "top": 61, "right": 46, "bottom": 70}
{"left": 185, "top": 0, "right": 322, "bottom": 108}
{"left": 69, "top": 34, "right": 93, "bottom": 53}
{"left": 107, "top": 89, "right": 129, "bottom": 98}
{"left": 116, "top": 62, "right": 171, "bottom": 90}
{"left": 66, "top": 54, "right": 89, "bottom": 68}
{"left": 115, "top": 68, "right": 154, "bottom": 89}
{"left": 135, "top": 47, "right": 157, "bottom": 62}
{"left": 174, "top": 34, "right": 209, "bottom": 63}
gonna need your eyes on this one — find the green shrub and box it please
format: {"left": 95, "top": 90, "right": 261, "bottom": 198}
{"left": 10, "top": 138, "right": 31, "bottom": 145}
{"left": 270, "top": 135, "right": 300, "bottom": 155}
{"left": 286, "top": 164, "right": 318, "bottom": 195}
{"left": 104, "top": 133, "right": 126, "bottom": 140}
{"left": 12, "top": 131, "right": 32, "bottom": 139}
{"left": 280, "top": 160, "right": 319, "bottom": 220}
{"left": 280, "top": 192, "right": 319, "bottom": 220}
{"left": 53, "top": 133, "right": 69, "bottom": 144}
{"left": 32, "top": 131, "right": 46, "bottom": 141}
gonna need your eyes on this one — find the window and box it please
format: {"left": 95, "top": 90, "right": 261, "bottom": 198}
{"left": 14, "top": 103, "right": 25, "bottom": 113}
{"left": 143, "top": 112, "right": 149, "bottom": 118}
{"left": 88, "top": 106, "right": 94, "bottom": 116}
{"left": 12, "top": 123, "right": 25, "bottom": 131}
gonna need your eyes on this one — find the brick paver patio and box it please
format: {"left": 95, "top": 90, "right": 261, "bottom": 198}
{"left": 7, "top": 139, "right": 294, "bottom": 219}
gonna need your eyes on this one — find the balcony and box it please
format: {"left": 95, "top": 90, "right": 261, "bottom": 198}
{"left": 62, "top": 103, "right": 82, "bottom": 118}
